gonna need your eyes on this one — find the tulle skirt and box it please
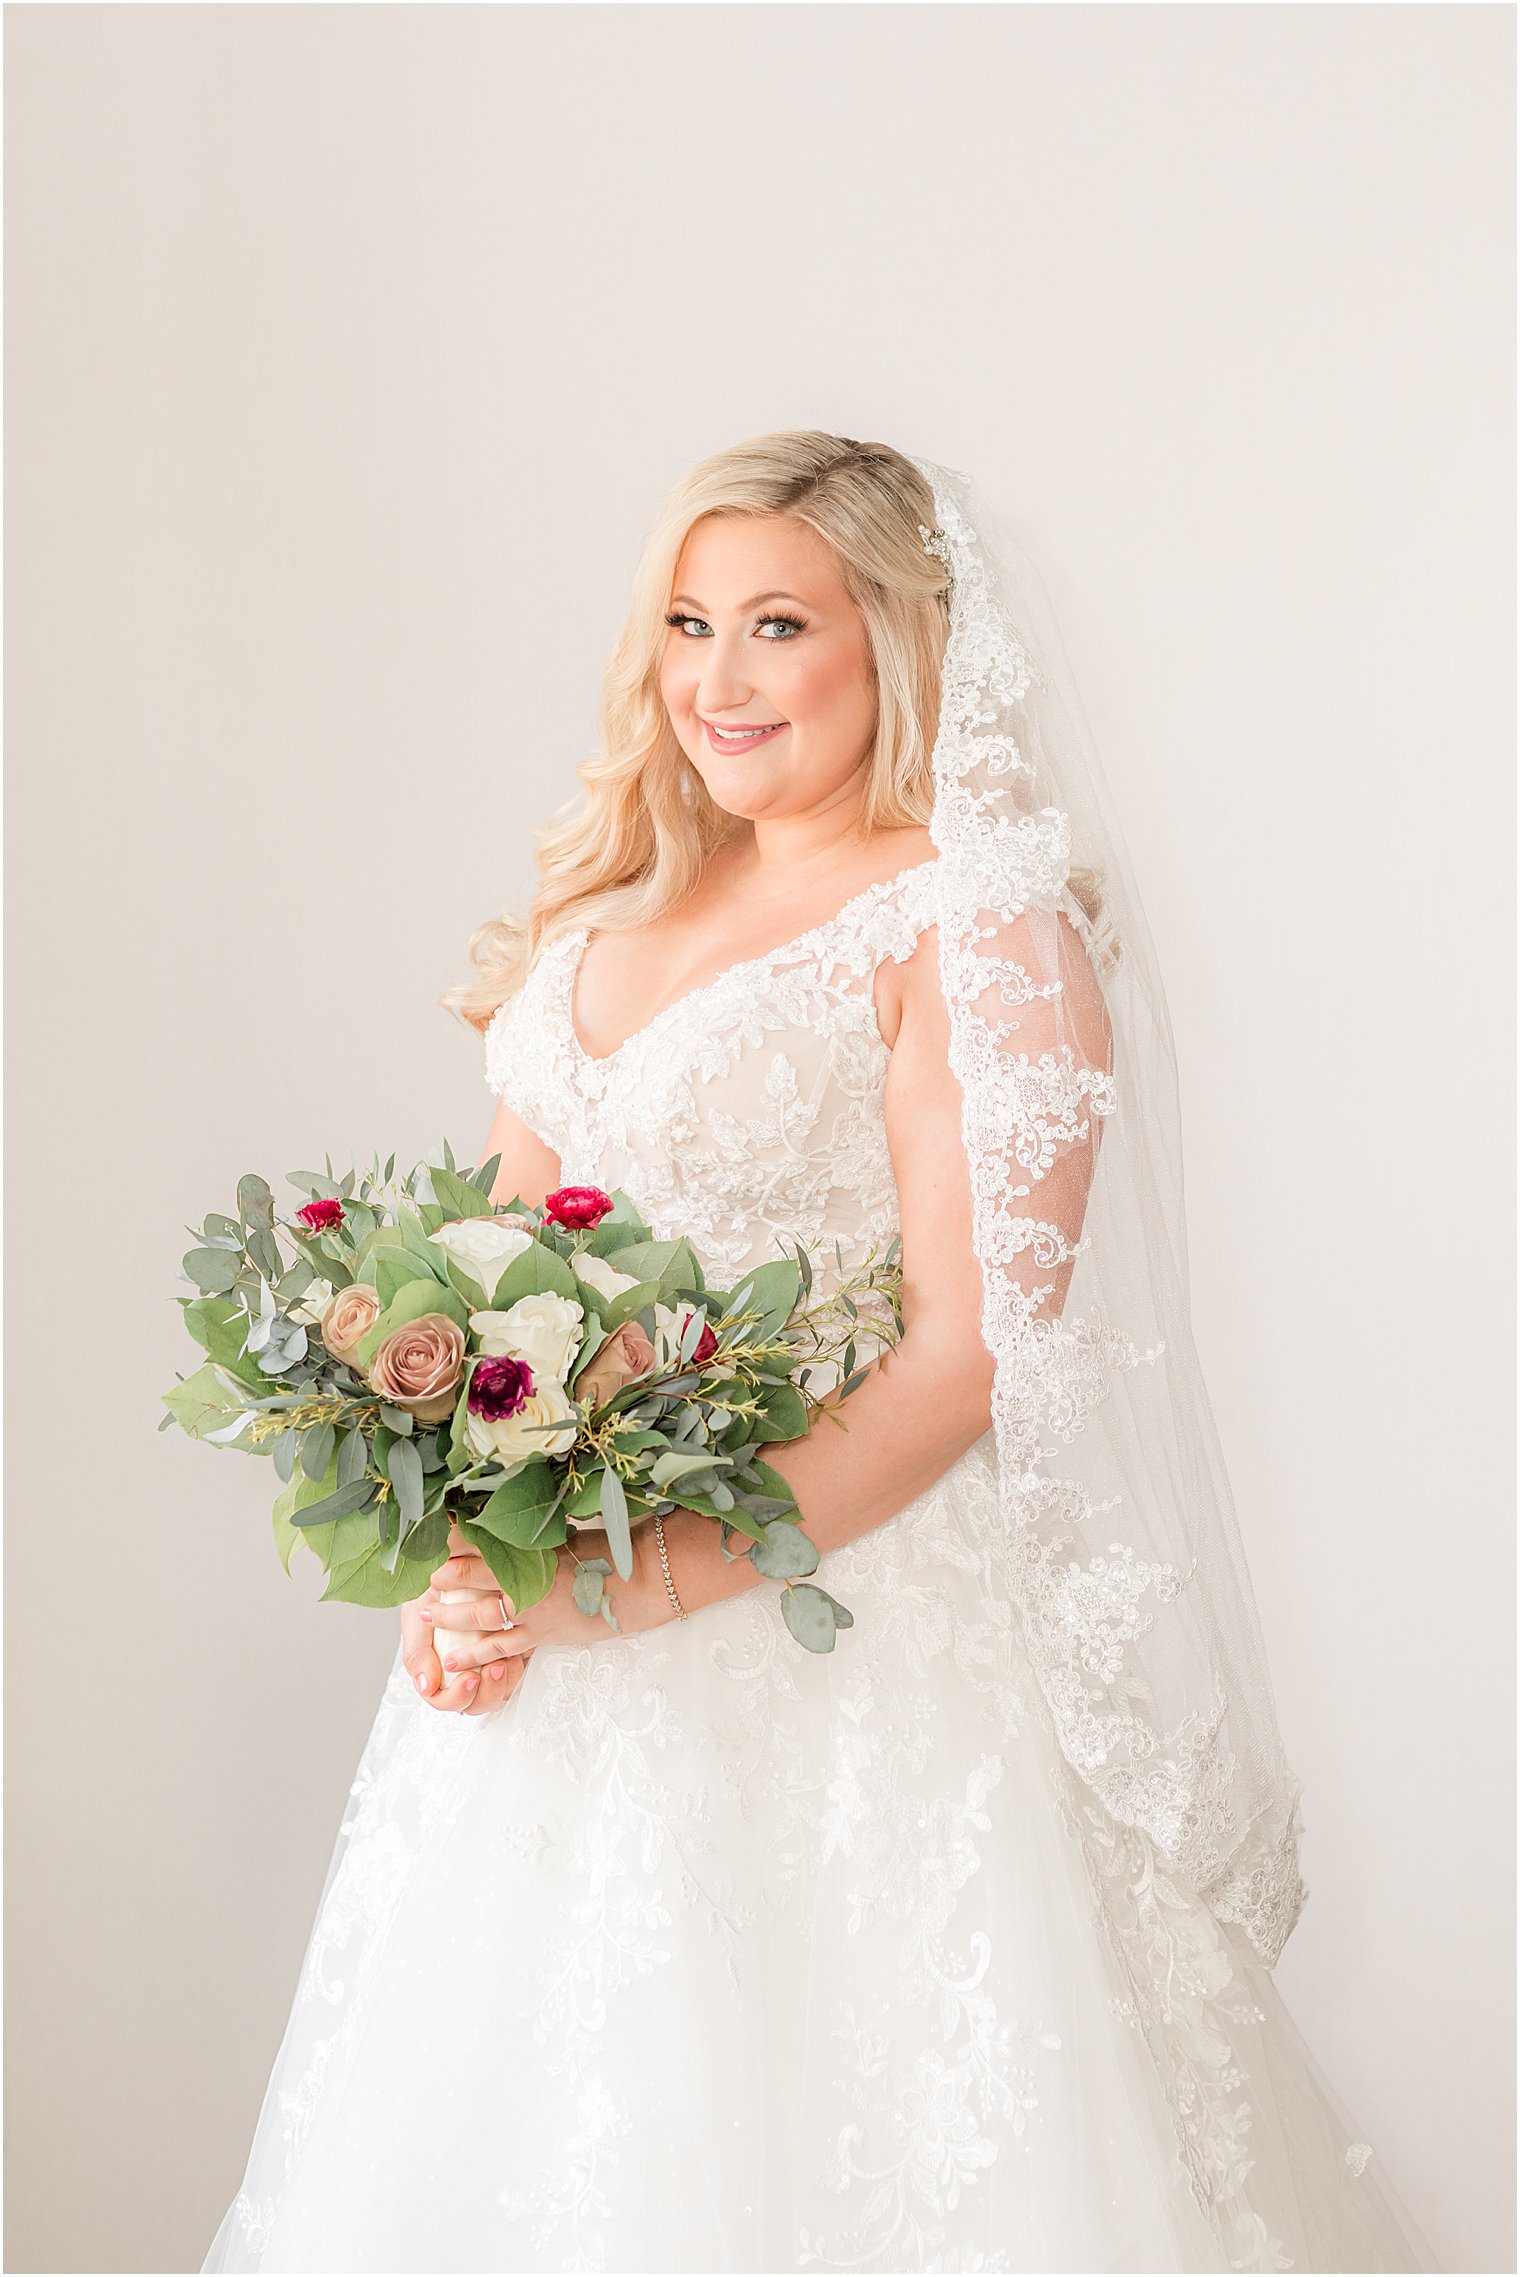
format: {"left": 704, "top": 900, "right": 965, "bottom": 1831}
{"left": 202, "top": 1434, "right": 1438, "bottom": 2275}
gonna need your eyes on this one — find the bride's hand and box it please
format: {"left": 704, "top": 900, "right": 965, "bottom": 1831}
{"left": 415, "top": 1524, "right": 659, "bottom": 1675}
{"left": 401, "top": 1523, "right": 533, "bottom": 1715}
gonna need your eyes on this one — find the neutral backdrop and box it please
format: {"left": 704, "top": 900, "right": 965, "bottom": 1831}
{"left": 4, "top": 7, "right": 1513, "bottom": 2273}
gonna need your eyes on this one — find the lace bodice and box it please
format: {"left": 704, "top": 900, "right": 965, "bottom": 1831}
{"left": 483, "top": 860, "right": 940, "bottom": 1287}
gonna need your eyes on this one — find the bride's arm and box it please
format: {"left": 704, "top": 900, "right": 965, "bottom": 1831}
{"left": 646, "top": 910, "right": 1112, "bottom": 1623}
{"left": 416, "top": 911, "right": 1110, "bottom": 1663}
{"left": 479, "top": 1095, "right": 563, "bottom": 1212}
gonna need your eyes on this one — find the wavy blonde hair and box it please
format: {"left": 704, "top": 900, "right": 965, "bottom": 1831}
{"left": 442, "top": 429, "right": 1107, "bottom": 1032}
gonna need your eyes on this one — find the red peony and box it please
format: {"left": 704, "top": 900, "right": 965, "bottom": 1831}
{"left": 297, "top": 1197, "right": 345, "bottom": 1232}
{"left": 690, "top": 1321, "right": 719, "bottom": 1368}
{"left": 467, "top": 1354, "right": 535, "bottom": 1420}
{"left": 543, "top": 1185, "right": 614, "bottom": 1230}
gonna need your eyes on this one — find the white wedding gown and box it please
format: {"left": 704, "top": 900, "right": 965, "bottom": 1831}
{"left": 203, "top": 863, "right": 1438, "bottom": 2275}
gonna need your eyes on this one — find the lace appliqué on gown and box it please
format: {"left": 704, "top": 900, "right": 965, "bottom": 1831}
{"left": 203, "top": 864, "right": 1432, "bottom": 2277}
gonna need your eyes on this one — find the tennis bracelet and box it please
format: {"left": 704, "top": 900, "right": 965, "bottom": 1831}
{"left": 652, "top": 1512, "right": 688, "bottom": 1621}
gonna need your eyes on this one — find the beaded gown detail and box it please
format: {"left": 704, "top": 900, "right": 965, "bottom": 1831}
{"left": 202, "top": 863, "right": 1436, "bottom": 2276}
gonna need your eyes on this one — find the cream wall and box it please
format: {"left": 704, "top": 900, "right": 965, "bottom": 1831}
{"left": 4, "top": 7, "right": 1512, "bottom": 2272}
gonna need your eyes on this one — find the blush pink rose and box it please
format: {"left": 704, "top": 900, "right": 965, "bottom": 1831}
{"left": 576, "top": 1319, "right": 656, "bottom": 1410}
{"left": 320, "top": 1283, "right": 382, "bottom": 1366}
{"left": 367, "top": 1313, "right": 467, "bottom": 1423}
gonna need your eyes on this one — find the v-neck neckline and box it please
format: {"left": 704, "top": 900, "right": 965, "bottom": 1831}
{"left": 562, "top": 858, "right": 939, "bottom": 1068}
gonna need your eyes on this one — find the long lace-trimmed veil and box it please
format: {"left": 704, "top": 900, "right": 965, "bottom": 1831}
{"left": 912, "top": 455, "right": 1307, "bottom": 1971}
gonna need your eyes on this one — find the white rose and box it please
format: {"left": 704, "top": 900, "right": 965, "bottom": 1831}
{"left": 571, "top": 1252, "right": 639, "bottom": 1302}
{"left": 288, "top": 1278, "right": 334, "bottom": 1329}
{"left": 429, "top": 1215, "right": 535, "bottom": 1301}
{"left": 465, "top": 1374, "right": 580, "bottom": 1463}
{"left": 470, "top": 1292, "right": 585, "bottom": 1385}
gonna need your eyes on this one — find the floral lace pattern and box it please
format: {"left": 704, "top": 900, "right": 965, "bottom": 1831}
{"left": 204, "top": 862, "right": 1422, "bottom": 2277}
{"left": 486, "top": 860, "right": 942, "bottom": 1284}
{"left": 912, "top": 471, "right": 1309, "bottom": 1973}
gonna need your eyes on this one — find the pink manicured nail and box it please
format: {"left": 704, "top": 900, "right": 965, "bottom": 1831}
{"left": 488, "top": 1661, "right": 507, "bottom": 1681}
{"left": 465, "top": 1674, "right": 479, "bottom": 1690}
{"left": 444, "top": 1658, "right": 458, "bottom": 1671}
{"left": 416, "top": 1673, "right": 432, "bottom": 1694}
{"left": 419, "top": 1609, "right": 433, "bottom": 1623}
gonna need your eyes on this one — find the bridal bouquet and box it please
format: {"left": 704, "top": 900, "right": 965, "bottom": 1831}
{"left": 162, "top": 1148, "right": 902, "bottom": 1653}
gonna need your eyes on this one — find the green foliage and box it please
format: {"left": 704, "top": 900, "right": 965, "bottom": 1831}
{"left": 486, "top": 1240, "right": 580, "bottom": 1312}
{"left": 354, "top": 1278, "right": 471, "bottom": 1369}
{"left": 570, "top": 1556, "right": 610, "bottom": 1619}
{"left": 749, "top": 1520, "right": 820, "bottom": 1579}
{"left": 746, "top": 1381, "right": 810, "bottom": 1443}
{"left": 167, "top": 1156, "right": 890, "bottom": 1649}
{"left": 180, "top": 1297, "right": 271, "bottom": 1389}
{"left": 600, "top": 1463, "right": 633, "bottom": 1579}
{"left": 780, "top": 1582, "right": 853, "bottom": 1653}
{"left": 474, "top": 1460, "right": 563, "bottom": 1549}
{"left": 319, "top": 1533, "right": 440, "bottom": 1608}
{"left": 161, "top": 1364, "right": 247, "bottom": 1441}
{"left": 453, "top": 1519, "right": 558, "bottom": 1613}
{"left": 429, "top": 1163, "right": 499, "bottom": 1222}
{"left": 720, "top": 1257, "right": 801, "bottom": 1338}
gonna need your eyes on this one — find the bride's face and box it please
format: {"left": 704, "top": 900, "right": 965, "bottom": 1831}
{"left": 659, "top": 512, "right": 878, "bottom": 823}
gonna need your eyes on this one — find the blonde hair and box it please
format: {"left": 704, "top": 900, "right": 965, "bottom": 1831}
{"left": 442, "top": 429, "right": 1108, "bottom": 1032}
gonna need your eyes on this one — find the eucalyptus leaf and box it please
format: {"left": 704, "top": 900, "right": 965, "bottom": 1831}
{"left": 747, "top": 1382, "right": 809, "bottom": 1444}
{"left": 201, "top": 1411, "right": 255, "bottom": 1445}
{"left": 318, "top": 1534, "right": 438, "bottom": 1609}
{"left": 354, "top": 1278, "right": 470, "bottom": 1368}
{"left": 736, "top": 1494, "right": 797, "bottom": 1522}
{"left": 474, "top": 1460, "right": 560, "bottom": 1549}
{"left": 299, "top": 1420, "right": 336, "bottom": 1481}
{"left": 571, "top": 1556, "right": 611, "bottom": 1618}
{"left": 453, "top": 1520, "right": 557, "bottom": 1613}
{"left": 285, "top": 1170, "right": 342, "bottom": 1199}
{"left": 386, "top": 1435, "right": 424, "bottom": 1530}
{"left": 161, "top": 1363, "right": 246, "bottom": 1440}
{"left": 336, "top": 1427, "right": 369, "bottom": 1488}
{"left": 780, "top": 1583, "right": 838, "bottom": 1653}
{"left": 649, "top": 1448, "right": 728, "bottom": 1490}
{"left": 599, "top": 1463, "right": 633, "bottom": 1580}
{"left": 488, "top": 1240, "right": 580, "bottom": 1311}
{"left": 183, "top": 1247, "right": 242, "bottom": 1295}
{"left": 430, "top": 1162, "right": 499, "bottom": 1222}
{"left": 750, "top": 1520, "right": 820, "bottom": 1579}
{"left": 238, "top": 1173, "right": 275, "bottom": 1224}
{"left": 180, "top": 1296, "right": 268, "bottom": 1388}
{"left": 288, "top": 1476, "right": 379, "bottom": 1530}
{"left": 248, "top": 1229, "right": 283, "bottom": 1281}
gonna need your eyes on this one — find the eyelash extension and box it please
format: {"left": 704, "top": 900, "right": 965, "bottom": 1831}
{"left": 663, "top": 610, "right": 808, "bottom": 637}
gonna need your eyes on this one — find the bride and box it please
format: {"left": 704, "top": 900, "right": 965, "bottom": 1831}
{"left": 202, "top": 433, "right": 1437, "bottom": 2274}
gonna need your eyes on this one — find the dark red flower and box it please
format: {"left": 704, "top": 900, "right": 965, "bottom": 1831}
{"left": 296, "top": 1197, "right": 345, "bottom": 1233}
{"left": 690, "top": 1321, "right": 719, "bottom": 1368}
{"left": 468, "top": 1354, "right": 536, "bottom": 1420}
{"left": 544, "top": 1185, "right": 614, "bottom": 1230}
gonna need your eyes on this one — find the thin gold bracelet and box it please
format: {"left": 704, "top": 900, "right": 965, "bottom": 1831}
{"left": 652, "top": 1512, "right": 688, "bottom": 1621}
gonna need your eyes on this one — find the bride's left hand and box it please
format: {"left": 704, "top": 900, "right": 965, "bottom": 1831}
{"left": 418, "top": 1521, "right": 657, "bottom": 1674}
